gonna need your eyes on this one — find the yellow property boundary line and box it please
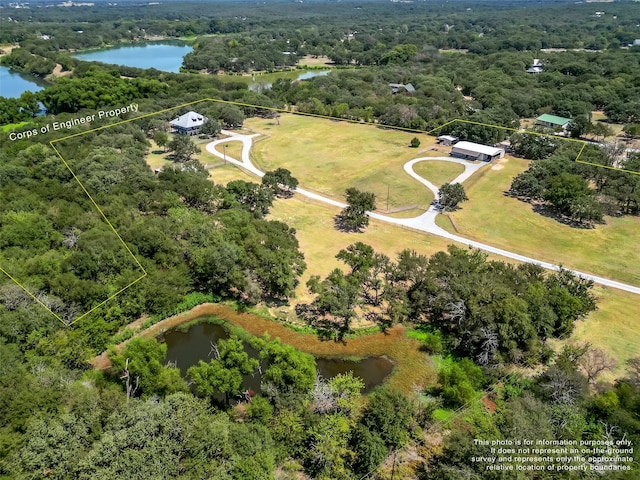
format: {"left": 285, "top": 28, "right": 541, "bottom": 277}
{"left": 2, "top": 98, "right": 637, "bottom": 326}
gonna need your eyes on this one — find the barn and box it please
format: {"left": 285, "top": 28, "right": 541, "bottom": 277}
{"left": 450, "top": 141, "right": 505, "bottom": 161}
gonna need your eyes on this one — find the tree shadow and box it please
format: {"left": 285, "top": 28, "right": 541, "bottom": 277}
{"left": 531, "top": 204, "right": 596, "bottom": 229}
{"left": 295, "top": 304, "right": 349, "bottom": 343}
{"left": 364, "top": 311, "right": 393, "bottom": 334}
{"left": 333, "top": 213, "right": 364, "bottom": 233}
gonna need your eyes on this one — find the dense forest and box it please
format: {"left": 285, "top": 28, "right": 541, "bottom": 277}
{"left": 1, "top": 0, "right": 640, "bottom": 478}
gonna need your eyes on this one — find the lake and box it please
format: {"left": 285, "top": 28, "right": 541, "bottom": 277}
{"left": 0, "top": 65, "right": 46, "bottom": 98}
{"left": 160, "top": 320, "right": 394, "bottom": 393}
{"left": 73, "top": 42, "right": 193, "bottom": 73}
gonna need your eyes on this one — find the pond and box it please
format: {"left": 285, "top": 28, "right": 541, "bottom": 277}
{"left": 245, "top": 69, "right": 331, "bottom": 91}
{"left": 160, "top": 319, "right": 394, "bottom": 393}
{"left": 0, "top": 65, "right": 46, "bottom": 98}
{"left": 72, "top": 41, "right": 193, "bottom": 73}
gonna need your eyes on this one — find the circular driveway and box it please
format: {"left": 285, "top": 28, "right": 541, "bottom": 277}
{"left": 205, "top": 132, "right": 640, "bottom": 295}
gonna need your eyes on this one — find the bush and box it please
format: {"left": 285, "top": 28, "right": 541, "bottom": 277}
{"left": 410, "top": 137, "right": 421, "bottom": 148}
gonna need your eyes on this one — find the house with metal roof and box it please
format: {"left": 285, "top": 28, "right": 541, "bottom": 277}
{"left": 389, "top": 83, "right": 416, "bottom": 94}
{"left": 170, "top": 111, "right": 208, "bottom": 135}
{"left": 450, "top": 141, "right": 505, "bottom": 161}
{"left": 535, "top": 114, "right": 571, "bottom": 131}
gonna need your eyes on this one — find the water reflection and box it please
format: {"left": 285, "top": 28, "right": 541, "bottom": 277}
{"left": 160, "top": 320, "right": 393, "bottom": 392}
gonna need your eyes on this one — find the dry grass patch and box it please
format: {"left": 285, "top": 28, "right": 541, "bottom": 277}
{"left": 298, "top": 55, "right": 335, "bottom": 67}
{"left": 245, "top": 114, "right": 436, "bottom": 211}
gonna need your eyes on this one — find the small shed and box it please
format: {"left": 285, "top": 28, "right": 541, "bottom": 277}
{"left": 535, "top": 114, "right": 571, "bottom": 131}
{"left": 170, "top": 111, "right": 208, "bottom": 135}
{"left": 450, "top": 141, "right": 505, "bottom": 161}
{"left": 437, "top": 135, "right": 459, "bottom": 146}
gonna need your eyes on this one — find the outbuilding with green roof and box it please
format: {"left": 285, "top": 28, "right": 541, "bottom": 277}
{"left": 535, "top": 114, "right": 571, "bottom": 131}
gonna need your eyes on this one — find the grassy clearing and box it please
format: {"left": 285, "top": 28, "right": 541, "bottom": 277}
{"left": 298, "top": 55, "right": 335, "bottom": 67}
{"left": 208, "top": 163, "right": 256, "bottom": 185}
{"left": 1, "top": 121, "right": 31, "bottom": 132}
{"left": 412, "top": 160, "right": 465, "bottom": 187}
{"left": 563, "top": 286, "right": 640, "bottom": 381}
{"left": 443, "top": 156, "right": 640, "bottom": 286}
{"left": 245, "top": 114, "right": 436, "bottom": 211}
{"left": 212, "top": 139, "right": 244, "bottom": 163}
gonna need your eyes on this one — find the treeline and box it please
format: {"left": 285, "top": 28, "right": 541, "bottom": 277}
{"left": 182, "top": 36, "right": 298, "bottom": 73}
{"left": 509, "top": 143, "right": 640, "bottom": 225}
{"left": 300, "top": 242, "right": 596, "bottom": 365}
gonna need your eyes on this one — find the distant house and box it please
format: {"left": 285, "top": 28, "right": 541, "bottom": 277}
{"left": 389, "top": 83, "right": 415, "bottom": 94}
{"left": 437, "top": 135, "right": 459, "bottom": 146}
{"left": 535, "top": 114, "right": 571, "bottom": 131}
{"left": 450, "top": 141, "right": 505, "bottom": 161}
{"left": 526, "top": 59, "right": 543, "bottom": 74}
{"left": 170, "top": 111, "right": 208, "bottom": 135}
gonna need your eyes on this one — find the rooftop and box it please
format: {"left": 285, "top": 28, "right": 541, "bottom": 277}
{"left": 452, "top": 141, "right": 504, "bottom": 156}
{"left": 536, "top": 114, "right": 571, "bottom": 126}
{"left": 170, "top": 111, "right": 207, "bottom": 129}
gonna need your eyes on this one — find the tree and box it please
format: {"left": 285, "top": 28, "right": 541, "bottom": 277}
{"left": 623, "top": 124, "right": 640, "bottom": 137}
{"left": 568, "top": 194, "right": 603, "bottom": 225}
{"left": 306, "top": 268, "right": 362, "bottom": 338}
{"left": 199, "top": 118, "right": 221, "bottom": 137}
{"left": 410, "top": 137, "right": 421, "bottom": 148}
{"left": 579, "top": 346, "right": 617, "bottom": 385}
{"left": 108, "top": 338, "right": 187, "bottom": 397}
{"left": 544, "top": 173, "right": 592, "bottom": 216}
{"left": 359, "top": 386, "right": 416, "bottom": 449}
{"left": 225, "top": 180, "right": 274, "bottom": 217}
{"left": 439, "top": 182, "right": 468, "bottom": 211}
{"left": 261, "top": 168, "right": 299, "bottom": 197}
{"left": 509, "top": 132, "right": 556, "bottom": 160}
{"left": 249, "top": 336, "right": 317, "bottom": 395}
{"left": 153, "top": 131, "right": 168, "bottom": 152}
{"left": 187, "top": 335, "right": 258, "bottom": 403}
{"left": 566, "top": 116, "right": 590, "bottom": 139}
{"left": 167, "top": 134, "right": 199, "bottom": 163}
{"left": 335, "top": 187, "right": 376, "bottom": 232}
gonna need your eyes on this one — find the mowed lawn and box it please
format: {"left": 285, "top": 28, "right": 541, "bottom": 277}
{"left": 412, "top": 160, "right": 465, "bottom": 187}
{"left": 245, "top": 114, "right": 435, "bottom": 211}
{"left": 444, "top": 156, "right": 640, "bottom": 287}
{"left": 570, "top": 287, "right": 640, "bottom": 381}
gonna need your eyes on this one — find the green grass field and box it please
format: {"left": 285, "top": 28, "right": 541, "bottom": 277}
{"left": 412, "top": 160, "right": 465, "bottom": 187}
{"left": 246, "top": 114, "right": 436, "bottom": 212}
{"left": 570, "top": 286, "right": 640, "bottom": 381}
{"left": 444, "top": 156, "right": 640, "bottom": 286}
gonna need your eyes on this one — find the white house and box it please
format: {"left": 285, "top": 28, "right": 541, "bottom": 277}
{"left": 450, "top": 141, "right": 505, "bottom": 161}
{"left": 170, "top": 111, "right": 208, "bottom": 135}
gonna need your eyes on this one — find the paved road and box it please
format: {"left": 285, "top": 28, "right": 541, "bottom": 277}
{"left": 206, "top": 132, "right": 640, "bottom": 296}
